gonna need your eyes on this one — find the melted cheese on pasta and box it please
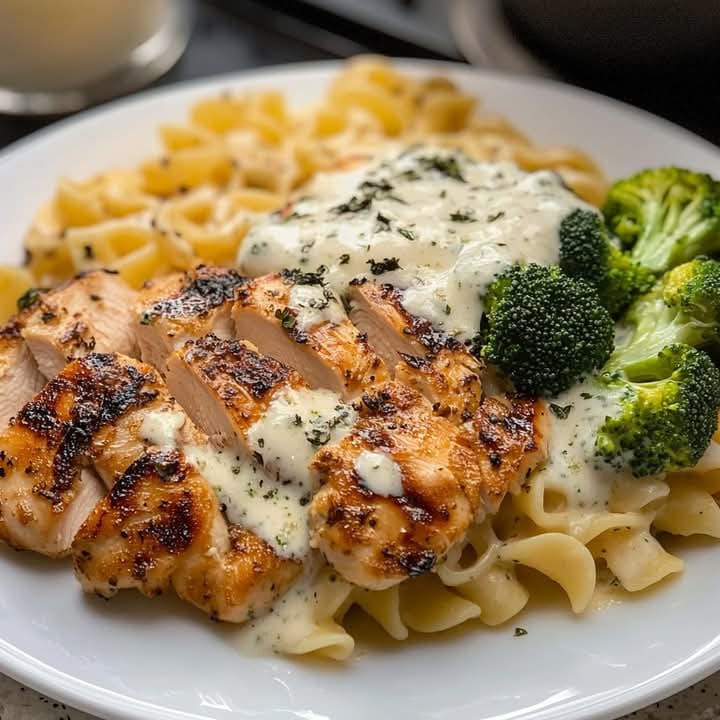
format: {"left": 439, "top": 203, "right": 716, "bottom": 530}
{"left": 239, "top": 147, "right": 591, "bottom": 340}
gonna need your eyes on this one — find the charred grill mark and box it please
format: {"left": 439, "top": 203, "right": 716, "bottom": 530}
{"left": 108, "top": 449, "right": 196, "bottom": 554}
{"left": 356, "top": 424, "right": 394, "bottom": 450}
{"left": 184, "top": 334, "right": 292, "bottom": 399}
{"left": 0, "top": 319, "right": 22, "bottom": 340}
{"left": 474, "top": 396, "right": 539, "bottom": 457}
{"left": 397, "top": 549, "right": 436, "bottom": 576}
{"left": 376, "top": 282, "right": 462, "bottom": 353}
{"left": 16, "top": 353, "right": 159, "bottom": 505}
{"left": 141, "top": 266, "right": 247, "bottom": 323}
{"left": 360, "top": 390, "right": 397, "bottom": 416}
{"left": 398, "top": 352, "right": 431, "bottom": 371}
{"left": 58, "top": 321, "right": 96, "bottom": 353}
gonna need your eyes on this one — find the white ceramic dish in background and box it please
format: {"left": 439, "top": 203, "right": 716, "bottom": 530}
{"left": 0, "top": 61, "right": 719, "bottom": 720}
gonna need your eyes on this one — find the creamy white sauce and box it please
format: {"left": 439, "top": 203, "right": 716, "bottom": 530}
{"left": 354, "top": 450, "right": 404, "bottom": 497}
{"left": 139, "top": 409, "right": 186, "bottom": 447}
{"left": 287, "top": 283, "right": 346, "bottom": 332}
{"left": 239, "top": 146, "right": 591, "bottom": 340}
{"left": 138, "top": 407, "right": 334, "bottom": 559}
{"left": 539, "top": 383, "right": 623, "bottom": 510}
{"left": 187, "top": 445, "right": 310, "bottom": 559}
{"left": 246, "top": 386, "right": 356, "bottom": 484}
{"left": 235, "top": 556, "right": 352, "bottom": 657}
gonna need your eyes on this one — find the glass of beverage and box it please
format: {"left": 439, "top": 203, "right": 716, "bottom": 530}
{"left": 0, "top": 0, "right": 193, "bottom": 115}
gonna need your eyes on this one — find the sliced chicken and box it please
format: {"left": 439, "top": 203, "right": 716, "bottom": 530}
{"left": 166, "top": 333, "right": 306, "bottom": 444}
{"left": 136, "top": 265, "right": 248, "bottom": 372}
{"left": 166, "top": 334, "right": 358, "bottom": 567}
{"left": 174, "top": 522, "right": 302, "bottom": 622}
{"left": 0, "top": 319, "right": 44, "bottom": 430}
{"left": 348, "top": 279, "right": 483, "bottom": 420}
{"left": 55, "top": 353, "right": 302, "bottom": 621}
{"left": 233, "top": 271, "right": 389, "bottom": 399}
{"left": 470, "top": 394, "right": 550, "bottom": 501}
{"left": 74, "top": 445, "right": 302, "bottom": 619}
{"left": 0, "top": 351, "right": 163, "bottom": 556}
{"left": 21, "top": 270, "right": 138, "bottom": 379}
{"left": 308, "top": 380, "right": 485, "bottom": 590}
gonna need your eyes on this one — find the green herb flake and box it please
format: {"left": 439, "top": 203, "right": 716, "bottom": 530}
{"left": 397, "top": 227, "right": 416, "bottom": 242}
{"left": 450, "top": 210, "right": 476, "bottom": 223}
{"left": 331, "top": 195, "right": 372, "bottom": 214}
{"left": 16, "top": 287, "right": 44, "bottom": 312}
{"left": 549, "top": 403, "right": 573, "bottom": 419}
{"left": 514, "top": 627, "right": 528, "bottom": 637}
{"left": 338, "top": 253, "right": 351, "bottom": 265}
{"left": 418, "top": 154, "right": 466, "bottom": 182}
{"left": 274, "top": 307, "right": 297, "bottom": 330}
{"left": 367, "top": 257, "right": 401, "bottom": 275}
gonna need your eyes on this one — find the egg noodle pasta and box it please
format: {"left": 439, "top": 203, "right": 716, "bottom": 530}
{"left": 2, "top": 56, "right": 720, "bottom": 662}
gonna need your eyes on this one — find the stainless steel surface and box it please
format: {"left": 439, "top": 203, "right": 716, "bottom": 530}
{"left": 0, "top": 1, "right": 193, "bottom": 116}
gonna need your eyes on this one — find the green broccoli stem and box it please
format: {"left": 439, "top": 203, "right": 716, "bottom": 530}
{"left": 607, "top": 312, "right": 714, "bottom": 379}
{"left": 630, "top": 192, "right": 714, "bottom": 272}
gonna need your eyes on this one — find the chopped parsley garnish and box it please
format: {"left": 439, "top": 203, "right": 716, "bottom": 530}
{"left": 397, "top": 227, "right": 416, "bottom": 241}
{"left": 580, "top": 392, "right": 594, "bottom": 399}
{"left": 450, "top": 210, "right": 476, "bottom": 223}
{"left": 338, "top": 253, "right": 351, "bottom": 265}
{"left": 367, "top": 257, "right": 401, "bottom": 275}
{"left": 274, "top": 307, "right": 297, "bottom": 330}
{"left": 514, "top": 627, "right": 528, "bottom": 637}
{"left": 375, "top": 212, "right": 392, "bottom": 231}
{"left": 281, "top": 267, "right": 326, "bottom": 286}
{"left": 417, "top": 154, "right": 466, "bottom": 182}
{"left": 397, "top": 168, "right": 420, "bottom": 182}
{"left": 16, "top": 287, "right": 44, "bottom": 312}
{"left": 331, "top": 195, "right": 372, "bottom": 214}
{"left": 549, "top": 403, "right": 573, "bottom": 419}
{"left": 487, "top": 211, "right": 505, "bottom": 222}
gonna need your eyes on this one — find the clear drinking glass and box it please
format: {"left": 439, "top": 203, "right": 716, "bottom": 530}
{"left": 0, "top": 0, "right": 193, "bottom": 115}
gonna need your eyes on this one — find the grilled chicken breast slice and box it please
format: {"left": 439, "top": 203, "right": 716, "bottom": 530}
{"left": 166, "top": 333, "right": 307, "bottom": 444}
{"left": 74, "top": 446, "right": 302, "bottom": 617}
{"left": 136, "top": 265, "right": 247, "bottom": 372}
{"left": 20, "top": 270, "right": 138, "bottom": 379}
{"left": 42, "top": 352, "right": 302, "bottom": 621}
{"left": 348, "top": 280, "right": 483, "bottom": 420}
{"left": 233, "top": 271, "right": 389, "bottom": 399}
{"left": 470, "top": 394, "right": 550, "bottom": 505}
{"left": 308, "top": 381, "right": 484, "bottom": 590}
{"left": 0, "top": 319, "right": 44, "bottom": 430}
{"left": 0, "top": 352, "right": 163, "bottom": 556}
{"left": 175, "top": 522, "right": 302, "bottom": 623}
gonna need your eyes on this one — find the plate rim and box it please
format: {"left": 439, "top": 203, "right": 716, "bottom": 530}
{"left": 1, "top": 58, "right": 720, "bottom": 720}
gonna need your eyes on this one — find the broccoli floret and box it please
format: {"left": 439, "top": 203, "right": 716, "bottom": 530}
{"left": 607, "top": 257, "right": 720, "bottom": 377}
{"left": 479, "top": 263, "right": 615, "bottom": 396}
{"left": 559, "top": 208, "right": 655, "bottom": 317}
{"left": 595, "top": 344, "right": 720, "bottom": 476}
{"left": 603, "top": 167, "right": 720, "bottom": 273}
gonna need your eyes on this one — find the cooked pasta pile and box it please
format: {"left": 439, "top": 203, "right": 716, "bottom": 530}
{"left": 2, "top": 57, "right": 719, "bottom": 662}
{"left": 2, "top": 56, "right": 605, "bottom": 320}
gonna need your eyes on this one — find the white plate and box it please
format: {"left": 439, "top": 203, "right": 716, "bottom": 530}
{"left": 1, "top": 60, "right": 720, "bottom": 720}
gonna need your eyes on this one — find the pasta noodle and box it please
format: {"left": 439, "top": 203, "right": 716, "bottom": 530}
{"left": 2, "top": 56, "right": 719, "bottom": 662}
{"left": 6, "top": 55, "right": 607, "bottom": 314}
